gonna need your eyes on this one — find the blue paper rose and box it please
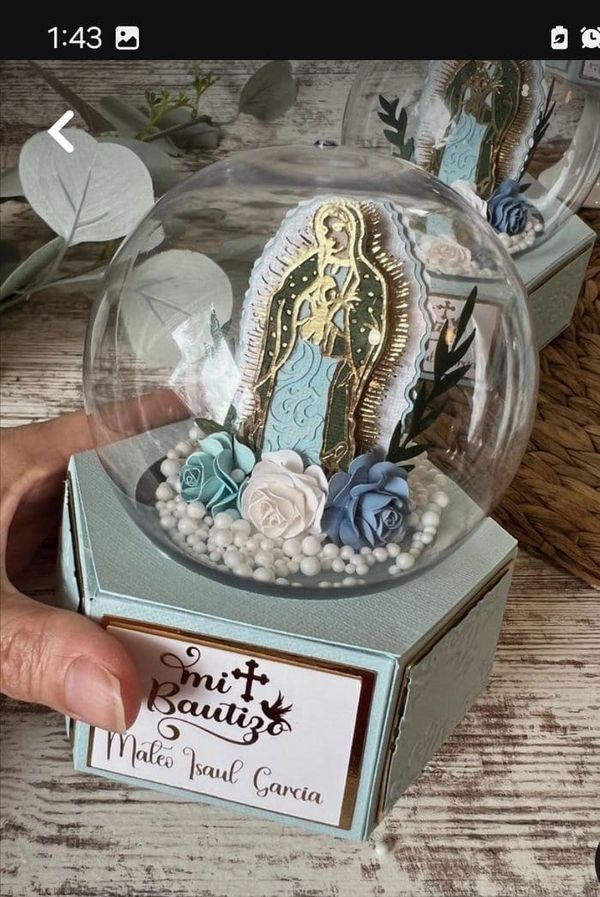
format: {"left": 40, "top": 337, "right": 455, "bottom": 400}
{"left": 322, "top": 452, "right": 410, "bottom": 550}
{"left": 179, "top": 431, "right": 255, "bottom": 514}
{"left": 486, "top": 179, "right": 529, "bottom": 236}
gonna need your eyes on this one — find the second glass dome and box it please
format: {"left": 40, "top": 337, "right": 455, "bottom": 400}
{"left": 342, "top": 60, "right": 600, "bottom": 272}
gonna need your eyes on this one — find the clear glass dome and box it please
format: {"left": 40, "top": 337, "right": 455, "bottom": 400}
{"left": 342, "top": 60, "right": 600, "bottom": 270}
{"left": 84, "top": 144, "right": 538, "bottom": 598}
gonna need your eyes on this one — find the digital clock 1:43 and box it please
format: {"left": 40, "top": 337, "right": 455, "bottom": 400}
{"left": 48, "top": 26, "right": 102, "bottom": 49}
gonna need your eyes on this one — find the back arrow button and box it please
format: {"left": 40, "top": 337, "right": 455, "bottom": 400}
{"left": 48, "top": 110, "right": 75, "bottom": 152}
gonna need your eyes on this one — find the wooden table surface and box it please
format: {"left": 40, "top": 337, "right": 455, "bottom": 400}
{"left": 1, "top": 60, "right": 598, "bottom": 897}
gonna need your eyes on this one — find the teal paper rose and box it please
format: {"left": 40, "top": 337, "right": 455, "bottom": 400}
{"left": 179, "top": 431, "right": 255, "bottom": 514}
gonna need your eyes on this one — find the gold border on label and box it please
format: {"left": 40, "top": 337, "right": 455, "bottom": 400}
{"left": 375, "top": 560, "right": 514, "bottom": 822}
{"left": 87, "top": 617, "right": 376, "bottom": 831}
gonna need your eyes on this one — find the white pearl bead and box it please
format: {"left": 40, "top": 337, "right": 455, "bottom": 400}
{"left": 255, "top": 551, "right": 274, "bottom": 568}
{"left": 321, "top": 543, "right": 340, "bottom": 559}
{"left": 155, "top": 482, "right": 174, "bottom": 501}
{"left": 204, "top": 516, "right": 214, "bottom": 527}
{"left": 360, "top": 546, "right": 371, "bottom": 556}
{"left": 356, "top": 564, "right": 369, "bottom": 576}
{"left": 318, "top": 581, "right": 330, "bottom": 588}
{"left": 245, "top": 535, "right": 260, "bottom": 552}
{"left": 420, "top": 532, "right": 434, "bottom": 545}
{"left": 188, "top": 425, "right": 201, "bottom": 441}
{"left": 421, "top": 510, "right": 440, "bottom": 528}
{"left": 166, "top": 449, "right": 178, "bottom": 460}
{"left": 275, "top": 560, "right": 290, "bottom": 575}
{"left": 340, "top": 546, "right": 355, "bottom": 561}
{"left": 301, "top": 535, "right": 321, "bottom": 556}
{"left": 287, "top": 560, "right": 300, "bottom": 574}
{"left": 233, "top": 533, "right": 248, "bottom": 548}
{"left": 213, "top": 512, "right": 233, "bottom": 529}
{"left": 387, "top": 543, "right": 400, "bottom": 558}
{"left": 283, "top": 538, "right": 302, "bottom": 558}
{"left": 229, "top": 468, "right": 245, "bottom": 484}
{"left": 331, "top": 558, "right": 345, "bottom": 574}
{"left": 253, "top": 566, "right": 275, "bottom": 583}
{"left": 209, "top": 550, "right": 222, "bottom": 562}
{"left": 342, "top": 576, "right": 356, "bottom": 586}
{"left": 174, "top": 480, "right": 182, "bottom": 494}
{"left": 223, "top": 548, "right": 242, "bottom": 569}
{"left": 160, "top": 458, "right": 181, "bottom": 478}
{"left": 275, "top": 577, "right": 289, "bottom": 585}
{"left": 160, "top": 515, "right": 177, "bottom": 530}
{"left": 187, "top": 502, "right": 206, "bottom": 519}
{"left": 300, "top": 557, "right": 321, "bottom": 577}
{"left": 366, "top": 555, "right": 376, "bottom": 566}
{"left": 345, "top": 564, "right": 356, "bottom": 574}
{"left": 234, "top": 564, "right": 253, "bottom": 577}
{"left": 260, "top": 538, "right": 274, "bottom": 552}
{"left": 373, "top": 547, "right": 388, "bottom": 562}
{"left": 177, "top": 517, "right": 198, "bottom": 535}
{"left": 374, "top": 840, "right": 391, "bottom": 858}
{"left": 175, "top": 441, "right": 192, "bottom": 457}
{"left": 214, "top": 530, "right": 233, "bottom": 548}
{"left": 396, "top": 552, "right": 415, "bottom": 570}
{"left": 231, "top": 519, "right": 252, "bottom": 535}
{"left": 388, "top": 564, "right": 399, "bottom": 575}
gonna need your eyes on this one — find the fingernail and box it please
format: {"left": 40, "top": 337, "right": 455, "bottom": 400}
{"left": 64, "top": 657, "right": 127, "bottom": 732}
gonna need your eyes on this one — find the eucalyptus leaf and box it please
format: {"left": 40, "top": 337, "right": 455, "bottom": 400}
{"left": 28, "top": 264, "right": 108, "bottom": 295}
{"left": 19, "top": 129, "right": 154, "bottom": 246}
{"left": 0, "top": 236, "right": 64, "bottom": 304}
{"left": 118, "top": 249, "right": 233, "bottom": 365}
{"left": 239, "top": 60, "right": 297, "bottom": 122}
{"left": 28, "top": 61, "right": 114, "bottom": 133}
{"left": 98, "top": 136, "right": 179, "bottom": 194}
{"left": 97, "top": 97, "right": 178, "bottom": 154}
{"left": 0, "top": 166, "right": 24, "bottom": 199}
{"left": 153, "top": 109, "right": 221, "bottom": 149}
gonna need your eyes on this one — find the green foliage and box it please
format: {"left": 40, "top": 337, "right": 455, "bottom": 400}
{"left": 195, "top": 405, "right": 237, "bottom": 436}
{"left": 377, "top": 95, "right": 415, "bottom": 162}
{"left": 136, "top": 63, "right": 219, "bottom": 140}
{"left": 521, "top": 78, "right": 556, "bottom": 177}
{"left": 387, "top": 287, "right": 477, "bottom": 465}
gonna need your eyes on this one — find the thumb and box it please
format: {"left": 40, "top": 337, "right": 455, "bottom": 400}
{"left": 1, "top": 587, "right": 142, "bottom": 731}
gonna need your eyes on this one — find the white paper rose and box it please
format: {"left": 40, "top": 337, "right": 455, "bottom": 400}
{"left": 450, "top": 180, "right": 488, "bottom": 219}
{"left": 419, "top": 234, "right": 472, "bottom": 275}
{"left": 240, "top": 450, "right": 328, "bottom": 540}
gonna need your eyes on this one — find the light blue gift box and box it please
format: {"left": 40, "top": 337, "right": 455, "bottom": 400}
{"left": 59, "top": 449, "right": 517, "bottom": 841}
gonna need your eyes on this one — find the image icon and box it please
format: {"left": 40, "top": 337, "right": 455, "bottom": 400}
{"left": 115, "top": 25, "right": 139, "bottom": 50}
{"left": 550, "top": 25, "right": 569, "bottom": 49}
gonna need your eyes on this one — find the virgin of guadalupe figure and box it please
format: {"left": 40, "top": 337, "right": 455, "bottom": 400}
{"left": 415, "top": 60, "right": 546, "bottom": 199}
{"left": 240, "top": 200, "right": 391, "bottom": 473}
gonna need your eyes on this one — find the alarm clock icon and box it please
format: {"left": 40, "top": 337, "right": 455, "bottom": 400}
{"left": 581, "top": 26, "right": 600, "bottom": 49}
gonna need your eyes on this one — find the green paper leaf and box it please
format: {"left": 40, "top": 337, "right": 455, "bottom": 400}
{"left": 0, "top": 236, "right": 64, "bottom": 304}
{"left": 239, "top": 60, "right": 297, "bottom": 122}
{"left": 0, "top": 166, "right": 24, "bottom": 199}
{"left": 19, "top": 129, "right": 154, "bottom": 245}
{"left": 28, "top": 61, "right": 114, "bottom": 133}
{"left": 98, "top": 136, "right": 179, "bottom": 194}
{"left": 455, "top": 286, "right": 477, "bottom": 343}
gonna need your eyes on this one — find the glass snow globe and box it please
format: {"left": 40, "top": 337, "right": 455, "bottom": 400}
{"left": 84, "top": 144, "right": 538, "bottom": 597}
{"left": 342, "top": 60, "right": 600, "bottom": 275}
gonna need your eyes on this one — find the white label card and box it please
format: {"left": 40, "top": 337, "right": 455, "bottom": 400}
{"left": 88, "top": 622, "right": 373, "bottom": 828}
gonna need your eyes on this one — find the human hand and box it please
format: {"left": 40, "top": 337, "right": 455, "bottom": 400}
{"left": 1, "top": 411, "right": 142, "bottom": 731}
